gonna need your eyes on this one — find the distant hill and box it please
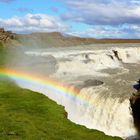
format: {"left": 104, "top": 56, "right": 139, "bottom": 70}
{"left": 1, "top": 29, "right": 140, "bottom": 48}
{"left": 16, "top": 32, "right": 140, "bottom": 48}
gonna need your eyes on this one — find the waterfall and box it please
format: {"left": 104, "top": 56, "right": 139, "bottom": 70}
{"left": 9, "top": 45, "right": 140, "bottom": 139}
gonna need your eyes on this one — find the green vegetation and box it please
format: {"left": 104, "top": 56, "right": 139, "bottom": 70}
{"left": 0, "top": 79, "right": 122, "bottom": 140}
{"left": 0, "top": 42, "right": 6, "bottom": 66}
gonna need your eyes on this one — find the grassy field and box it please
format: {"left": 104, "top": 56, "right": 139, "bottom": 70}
{"left": 0, "top": 79, "right": 122, "bottom": 140}
{"left": 0, "top": 42, "right": 6, "bottom": 66}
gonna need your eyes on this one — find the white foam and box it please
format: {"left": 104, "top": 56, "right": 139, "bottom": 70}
{"left": 13, "top": 45, "right": 140, "bottom": 138}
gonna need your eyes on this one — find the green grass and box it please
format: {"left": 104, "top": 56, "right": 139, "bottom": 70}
{"left": 0, "top": 79, "right": 122, "bottom": 140}
{"left": 0, "top": 42, "right": 6, "bottom": 66}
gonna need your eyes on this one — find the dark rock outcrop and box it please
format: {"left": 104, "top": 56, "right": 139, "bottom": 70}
{"left": 84, "top": 79, "right": 104, "bottom": 87}
{"left": 130, "top": 91, "right": 140, "bottom": 138}
{"left": 76, "top": 79, "right": 104, "bottom": 89}
{"left": 112, "top": 50, "right": 122, "bottom": 61}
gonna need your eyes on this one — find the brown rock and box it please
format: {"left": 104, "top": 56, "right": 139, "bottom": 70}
{"left": 0, "top": 28, "right": 15, "bottom": 42}
{"left": 130, "top": 91, "right": 140, "bottom": 138}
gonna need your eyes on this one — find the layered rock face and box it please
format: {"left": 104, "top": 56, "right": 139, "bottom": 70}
{"left": 0, "top": 28, "right": 15, "bottom": 42}
{"left": 130, "top": 90, "right": 140, "bottom": 138}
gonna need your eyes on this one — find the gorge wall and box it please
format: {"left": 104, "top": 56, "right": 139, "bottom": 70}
{"left": 130, "top": 91, "right": 140, "bottom": 138}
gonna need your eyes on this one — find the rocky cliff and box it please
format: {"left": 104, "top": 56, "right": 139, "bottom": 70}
{"left": 130, "top": 90, "right": 140, "bottom": 138}
{"left": 0, "top": 28, "right": 15, "bottom": 43}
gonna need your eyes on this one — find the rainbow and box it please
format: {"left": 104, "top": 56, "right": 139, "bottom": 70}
{"left": 0, "top": 68, "right": 89, "bottom": 105}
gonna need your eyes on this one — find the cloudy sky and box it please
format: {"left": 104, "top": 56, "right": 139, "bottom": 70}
{"left": 0, "top": 0, "right": 140, "bottom": 38}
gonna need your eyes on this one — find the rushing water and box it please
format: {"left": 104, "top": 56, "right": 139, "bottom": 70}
{"left": 9, "top": 44, "right": 140, "bottom": 139}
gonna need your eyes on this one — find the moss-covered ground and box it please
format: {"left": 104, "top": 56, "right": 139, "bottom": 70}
{"left": 0, "top": 79, "right": 122, "bottom": 140}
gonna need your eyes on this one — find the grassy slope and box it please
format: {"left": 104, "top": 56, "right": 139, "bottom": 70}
{"left": 0, "top": 42, "right": 5, "bottom": 66}
{"left": 0, "top": 79, "right": 122, "bottom": 140}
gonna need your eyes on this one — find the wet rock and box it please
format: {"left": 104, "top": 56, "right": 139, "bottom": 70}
{"left": 130, "top": 91, "right": 140, "bottom": 138}
{"left": 112, "top": 50, "right": 122, "bottom": 61}
{"left": 107, "top": 54, "right": 114, "bottom": 60}
{"left": 85, "top": 54, "right": 89, "bottom": 59}
{"left": 84, "top": 79, "right": 104, "bottom": 87}
{"left": 125, "top": 136, "right": 139, "bottom": 140}
{"left": 77, "top": 79, "right": 104, "bottom": 89}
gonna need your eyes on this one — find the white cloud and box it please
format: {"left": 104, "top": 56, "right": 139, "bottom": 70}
{"left": 0, "top": 3, "right": 140, "bottom": 38}
{"left": 0, "top": 13, "right": 70, "bottom": 33}
{"left": 61, "top": 0, "right": 140, "bottom": 26}
{"left": 68, "top": 25, "right": 140, "bottom": 38}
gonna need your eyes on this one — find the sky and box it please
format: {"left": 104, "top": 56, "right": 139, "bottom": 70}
{"left": 0, "top": 0, "right": 140, "bottom": 38}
